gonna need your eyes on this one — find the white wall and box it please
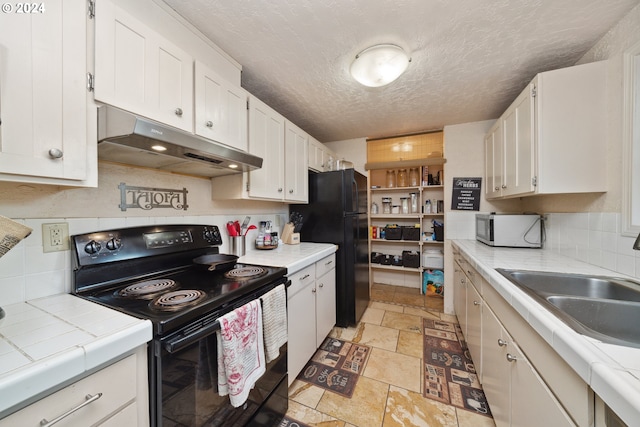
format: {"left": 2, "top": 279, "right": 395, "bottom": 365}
{"left": 324, "top": 138, "right": 367, "bottom": 176}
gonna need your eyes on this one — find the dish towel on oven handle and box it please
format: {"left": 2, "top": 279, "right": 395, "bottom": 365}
{"left": 216, "top": 299, "right": 266, "bottom": 407}
{"left": 260, "top": 284, "right": 287, "bottom": 363}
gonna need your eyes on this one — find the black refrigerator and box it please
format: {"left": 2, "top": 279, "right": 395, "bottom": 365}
{"left": 291, "top": 168, "right": 370, "bottom": 327}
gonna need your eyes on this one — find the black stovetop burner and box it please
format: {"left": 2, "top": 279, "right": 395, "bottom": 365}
{"left": 71, "top": 225, "right": 287, "bottom": 335}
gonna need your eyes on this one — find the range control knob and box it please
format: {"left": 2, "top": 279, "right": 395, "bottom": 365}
{"left": 203, "top": 227, "right": 222, "bottom": 245}
{"left": 84, "top": 240, "right": 102, "bottom": 254}
{"left": 106, "top": 238, "right": 122, "bottom": 251}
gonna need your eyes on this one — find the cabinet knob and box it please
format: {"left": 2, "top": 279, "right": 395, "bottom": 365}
{"left": 312, "top": 288, "right": 317, "bottom": 293}
{"left": 497, "top": 338, "right": 507, "bottom": 347}
{"left": 278, "top": 188, "right": 283, "bottom": 192}
{"left": 319, "top": 283, "right": 324, "bottom": 288}
{"left": 48, "top": 148, "right": 63, "bottom": 159}
{"left": 495, "top": 186, "right": 499, "bottom": 191}
{"left": 289, "top": 189, "right": 294, "bottom": 194}
{"left": 506, "top": 353, "right": 517, "bottom": 363}
{"left": 473, "top": 300, "right": 480, "bottom": 306}
{"left": 206, "top": 120, "right": 213, "bottom": 128}
{"left": 175, "top": 107, "right": 183, "bottom": 117}
{"left": 501, "top": 184, "right": 507, "bottom": 189}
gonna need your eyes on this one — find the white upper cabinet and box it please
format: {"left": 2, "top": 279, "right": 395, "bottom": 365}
{"left": 0, "top": 0, "right": 94, "bottom": 186}
{"left": 246, "top": 94, "right": 285, "bottom": 199}
{"left": 94, "top": 0, "right": 194, "bottom": 132}
{"left": 308, "top": 136, "right": 336, "bottom": 172}
{"left": 284, "top": 121, "right": 309, "bottom": 202}
{"left": 486, "top": 61, "right": 608, "bottom": 199}
{"left": 211, "top": 94, "right": 309, "bottom": 203}
{"left": 194, "top": 61, "right": 248, "bottom": 151}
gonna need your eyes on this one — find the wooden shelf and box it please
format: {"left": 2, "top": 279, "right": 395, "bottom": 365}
{"left": 370, "top": 238, "right": 420, "bottom": 244}
{"left": 370, "top": 264, "right": 421, "bottom": 273}
{"left": 365, "top": 157, "right": 446, "bottom": 171}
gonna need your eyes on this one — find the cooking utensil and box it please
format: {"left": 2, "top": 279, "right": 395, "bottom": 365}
{"left": 290, "top": 212, "right": 303, "bottom": 232}
{"left": 192, "top": 254, "right": 238, "bottom": 271}
{"left": 244, "top": 225, "right": 257, "bottom": 235}
{"left": 233, "top": 220, "right": 241, "bottom": 235}
{"left": 226, "top": 221, "right": 238, "bottom": 236}
{"left": 240, "top": 216, "right": 250, "bottom": 235}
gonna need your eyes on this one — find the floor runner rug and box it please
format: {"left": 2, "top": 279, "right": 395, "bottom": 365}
{"left": 279, "top": 416, "right": 312, "bottom": 427}
{"left": 423, "top": 318, "right": 493, "bottom": 417}
{"left": 296, "top": 337, "right": 371, "bottom": 398}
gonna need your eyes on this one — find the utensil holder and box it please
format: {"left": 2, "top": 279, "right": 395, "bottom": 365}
{"left": 229, "top": 236, "right": 246, "bottom": 256}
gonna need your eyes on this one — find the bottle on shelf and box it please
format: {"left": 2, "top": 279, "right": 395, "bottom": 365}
{"left": 382, "top": 197, "right": 392, "bottom": 214}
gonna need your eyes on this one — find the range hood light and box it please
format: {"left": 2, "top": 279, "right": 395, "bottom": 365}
{"left": 229, "top": 164, "right": 238, "bottom": 169}
{"left": 151, "top": 144, "right": 167, "bottom": 152}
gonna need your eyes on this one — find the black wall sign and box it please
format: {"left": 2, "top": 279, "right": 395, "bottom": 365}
{"left": 452, "top": 177, "right": 481, "bottom": 211}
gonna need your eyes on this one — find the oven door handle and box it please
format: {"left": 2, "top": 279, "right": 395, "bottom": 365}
{"left": 163, "top": 321, "right": 221, "bottom": 354}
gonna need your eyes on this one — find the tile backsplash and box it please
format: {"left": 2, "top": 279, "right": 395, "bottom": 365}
{"left": 447, "top": 211, "right": 640, "bottom": 279}
{"left": 0, "top": 214, "right": 286, "bottom": 306}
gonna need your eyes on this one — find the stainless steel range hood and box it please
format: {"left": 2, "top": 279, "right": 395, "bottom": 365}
{"left": 97, "top": 106, "right": 262, "bottom": 178}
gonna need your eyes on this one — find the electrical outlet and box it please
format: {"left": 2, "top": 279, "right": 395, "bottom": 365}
{"left": 42, "top": 223, "right": 70, "bottom": 253}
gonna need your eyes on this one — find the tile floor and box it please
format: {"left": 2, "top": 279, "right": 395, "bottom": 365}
{"left": 285, "top": 283, "right": 496, "bottom": 427}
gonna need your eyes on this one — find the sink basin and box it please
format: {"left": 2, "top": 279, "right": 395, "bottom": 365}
{"left": 497, "top": 269, "right": 640, "bottom": 348}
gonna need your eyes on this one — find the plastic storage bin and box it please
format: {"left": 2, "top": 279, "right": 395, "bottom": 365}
{"left": 384, "top": 226, "right": 402, "bottom": 240}
{"left": 423, "top": 249, "right": 444, "bottom": 269}
{"left": 401, "top": 226, "right": 420, "bottom": 241}
{"left": 402, "top": 251, "right": 420, "bottom": 268}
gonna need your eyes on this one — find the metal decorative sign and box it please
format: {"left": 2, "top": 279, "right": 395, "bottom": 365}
{"left": 451, "top": 177, "right": 482, "bottom": 211}
{"left": 119, "top": 183, "right": 189, "bottom": 211}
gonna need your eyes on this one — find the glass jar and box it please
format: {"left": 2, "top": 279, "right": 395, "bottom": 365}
{"left": 400, "top": 197, "right": 409, "bottom": 214}
{"left": 386, "top": 170, "right": 396, "bottom": 188}
{"left": 397, "top": 169, "right": 408, "bottom": 187}
{"left": 409, "top": 168, "right": 420, "bottom": 186}
{"left": 409, "top": 192, "right": 419, "bottom": 213}
{"left": 382, "top": 197, "right": 392, "bottom": 214}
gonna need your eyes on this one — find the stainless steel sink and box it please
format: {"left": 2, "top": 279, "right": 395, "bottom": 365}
{"left": 497, "top": 269, "right": 640, "bottom": 348}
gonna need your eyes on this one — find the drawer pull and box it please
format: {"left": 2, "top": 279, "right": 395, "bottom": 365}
{"left": 506, "top": 353, "right": 517, "bottom": 363}
{"left": 325, "top": 260, "right": 333, "bottom": 266}
{"left": 497, "top": 339, "right": 507, "bottom": 347}
{"left": 473, "top": 300, "right": 480, "bottom": 306}
{"left": 40, "top": 393, "right": 102, "bottom": 427}
{"left": 300, "top": 274, "right": 310, "bottom": 280}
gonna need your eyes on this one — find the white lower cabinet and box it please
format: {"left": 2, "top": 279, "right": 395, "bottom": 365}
{"left": 0, "top": 348, "right": 149, "bottom": 426}
{"left": 287, "top": 254, "right": 336, "bottom": 384}
{"left": 454, "top": 253, "right": 587, "bottom": 427}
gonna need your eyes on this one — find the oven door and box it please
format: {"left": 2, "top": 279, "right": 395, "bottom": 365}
{"left": 150, "top": 284, "right": 288, "bottom": 426}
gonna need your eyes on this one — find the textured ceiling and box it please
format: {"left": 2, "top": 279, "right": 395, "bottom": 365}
{"left": 162, "top": 0, "right": 640, "bottom": 142}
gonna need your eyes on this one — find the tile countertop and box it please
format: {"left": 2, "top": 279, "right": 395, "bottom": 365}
{"left": 452, "top": 239, "right": 640, "bottom": 426}
{"left": 0, "top": 294, "right": 152, "bottom": 417}
{"left": 238, "top": 242, "right": 338, "bottom": 274}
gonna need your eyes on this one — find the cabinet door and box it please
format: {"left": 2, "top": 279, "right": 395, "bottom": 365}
{"left": 465, "top": 280, "right": 482, "bottom": 375}
{"left": 0, "top": 0, "right": 88, "bottom": 182}
{"left": 308, "top": 137, "right": 325, "bottom": 172}
{"left": 485, "top": 121, "right": 503, "bottom": 199}
{"left": 284, "top": 121, "right": 309, "bottom": 202}
{"left": 315, "top": 269, "right": 336, "bottom": 346}
{"left": 502, "top": 84, "right": 535, "bottom": 197}
{"left": 481, "top": 304, "right": 511, "bottom": 427}
{"left": 95, "top": 0, "right": 193, "bottom": 131}
{"left": 453, "top": 262, "right": 467, "bottom": 337}
{"left": 194, "top": 61, "right": 248, "bottom": 151}
{"left": 287, "top": 284, "right": 317, "bottom": 384}
{"left": 247, "top": 95, "right": 285, "bottom": 199}
{"left": 509, "top": 341, "right": 576, "bottom": 427}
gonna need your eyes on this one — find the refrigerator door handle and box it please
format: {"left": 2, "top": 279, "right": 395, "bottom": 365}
{"left": 352, "top": 177, "right": 359, "bottom": 213}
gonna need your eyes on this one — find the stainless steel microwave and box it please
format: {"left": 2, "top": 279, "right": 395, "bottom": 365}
{"left": 476, "top": 213, "right": 542, "bottom": 248}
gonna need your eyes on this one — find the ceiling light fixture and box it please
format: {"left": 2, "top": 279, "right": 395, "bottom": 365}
{"left": 350, "top": 44, "right": 411, "bottom": 87}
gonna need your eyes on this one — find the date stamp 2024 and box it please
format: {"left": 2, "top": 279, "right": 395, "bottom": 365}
{"left": 1, "top": 3, "right": 45, "bottom": 14}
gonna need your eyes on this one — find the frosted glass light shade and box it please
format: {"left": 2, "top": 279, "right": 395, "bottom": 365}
{"left": 350, "top": 44, "right": 410, "bottom": 87}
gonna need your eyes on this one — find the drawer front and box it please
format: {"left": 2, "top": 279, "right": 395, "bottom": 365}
{"left": 287, "top": 264, "right": 315, "bottom": 298}
{"left": 0, "top": 354, "right": 137, "bottom": 427}
{"left": 316, "top": 254, "right": 336, "bottom": 278}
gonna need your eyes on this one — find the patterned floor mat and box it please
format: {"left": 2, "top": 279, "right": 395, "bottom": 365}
{"left": 423, "top": 318, "right": 493, "bottom": 417}
{"left": 279, "top": 415, "right": 312, "bottom": 427}
{"left": 296, "top": 337, "right": 371, "bottom": 398}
